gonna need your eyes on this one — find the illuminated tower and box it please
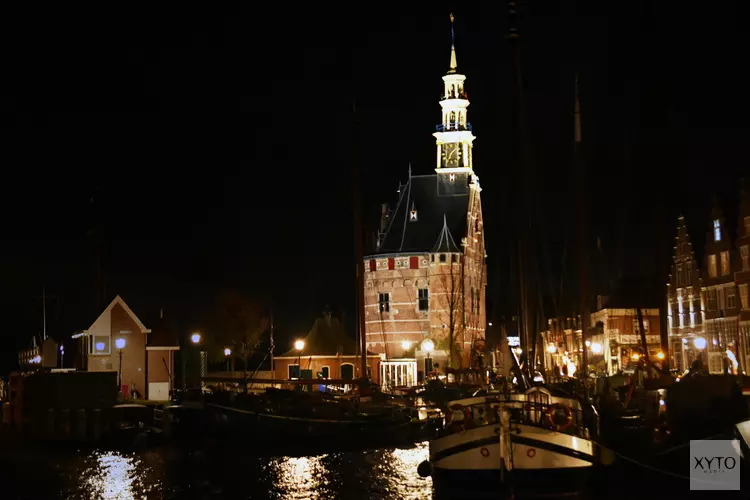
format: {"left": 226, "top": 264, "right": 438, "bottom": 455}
{"left": 433, "top": 13, "right": 479, "bottom": 192}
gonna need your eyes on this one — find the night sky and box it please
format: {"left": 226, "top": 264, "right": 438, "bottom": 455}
{"left": 3, "top": 3, "right": 748, "bottom": 372}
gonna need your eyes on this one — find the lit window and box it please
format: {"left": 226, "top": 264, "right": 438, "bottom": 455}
{"left": 728, "top": 287, "right": 737, "bottom": 309}
{"left": 741, "top": 245, "right": 749, "bottom": 271}
{"left": 708, "top": 254, "right": 717, "bottom": 278}
{"left": 745, "top": 216, "right": 750, "bottom": 236}
{"left": 91, "top": 336, "right": 110, "bottom": 355}
{"left": 720, "top": 251, "right": 730, "bottom": 276}
{"left": 740, "top": 284, "right": 749, "bottom": 309}
{"left": 714, "top": 219, "right": 721, "bottom": 242}
{"left": 449, "top": 173, "right": 455, "bottom": 182}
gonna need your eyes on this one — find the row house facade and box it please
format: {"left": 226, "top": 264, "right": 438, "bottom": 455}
{"left": 667, "top": 184, "right": 750, "bottom": 374}
{"left": 363, "top": 27, "right": 487, "bottom": 387}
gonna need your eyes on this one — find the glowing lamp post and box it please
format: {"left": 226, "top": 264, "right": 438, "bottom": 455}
{"left": 191, "top": 333, "right": 202, "bottom": 345}
{"left": 547, "top": 343, "right": 557, "bottom": 354}
{"left": 591, "top": 343, "right": 603, "bottom": 355}
{"left": 115, "top": 337, "right": 126, "bottom": 394}
{"left": 224, "top": 347, "right": 232, "bottom": 372}
{"left": 694, "top": 337, "right": 707, "bottom": 364}
{"left": 421, "top": 339, "right": 435, "bottom": 378}
{"left": 294, "top": 339, "right": 305, "bottom": 379}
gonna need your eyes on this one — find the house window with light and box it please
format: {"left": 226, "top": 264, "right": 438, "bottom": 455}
{"left": 708, "top": 254, "right": 718, "bottom": 278}
{"left": 714, "top": 219, "right": 722, "bottom": 242}
{"left": 379, "top": 293, "right": 390, "bottom": 313}
{"left": 91, "top": 335, "right": 110, "bottom": 355}
{"left": 745, "top": 216, "right": 750, "bottom": 236}
{"left": 740, "top": 284, "right": 749, "bottom": 309}
{"left": 727, "top": 287, "right": 737, "bottom": 309}
{"left": 721, "top": 251, "right": 730, "bottom": 276}
{"left": 418, "top": 289, "right": 429, "bottom": 311}
{"left": 741, "top": 245, "right": 749, "bottom": 270}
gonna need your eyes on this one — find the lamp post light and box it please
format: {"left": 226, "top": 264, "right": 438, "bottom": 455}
{"left": 115, "top": 337, "right": 126, "bottom": 394}
{"left": 224, "top": 347, "right": 232, "bottom": 372}
{"left": 294, "top": 339, "right": 305, "bottom": 379}
{"left": 191, "top": 333, "right": 202, "bottom": 345}
{"left": 694, "top": 337, "right": 707, "bottom": 365}
{"left": 421, "top": 339, "right": 435, "bottom": 378}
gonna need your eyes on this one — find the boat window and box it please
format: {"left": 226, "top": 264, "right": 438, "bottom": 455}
{"left": 320, "top": 366, "right": 329, "bottom": 379}
{"left": 288, "top": 364, "right": 300, "bottom": 379}
{"left": 341, "top": 363, "right": 354, "bottom": 380}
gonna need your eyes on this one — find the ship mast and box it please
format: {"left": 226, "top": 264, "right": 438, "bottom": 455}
{"left": 352, "top": 101, "right": 368, "bottom": 378}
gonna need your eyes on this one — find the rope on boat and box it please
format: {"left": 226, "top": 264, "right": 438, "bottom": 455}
{"left": 607, "top": 447, "right": 737, "bottom": 487}
{"left": 653, "top": 433, "right": 727, "bottom": 456}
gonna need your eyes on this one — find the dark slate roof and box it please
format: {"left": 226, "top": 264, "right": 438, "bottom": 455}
{"left": 147, "top": 316, "right": 180, "bottom": 348}
{"left": 281, "top": 312, "right": 359, "bottom": 357}
{"left": 374, "top": 173, "right": 469, "bottom": 255}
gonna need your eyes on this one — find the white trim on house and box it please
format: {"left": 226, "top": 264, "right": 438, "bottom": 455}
{"left": 146, "top": 346, "right": 180, "bottom": 351}
{"left": 88, "top": 295, "right": 149, "bottom": 333}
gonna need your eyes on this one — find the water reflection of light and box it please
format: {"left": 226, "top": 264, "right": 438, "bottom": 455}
{"left": 385, "top": 441, "right": 432, "bottom": 500}
{"left": 268, "top": 454, "right": 330, "bottom": 499}
{"left": 83, "top": 451, "right": 152, "bottom": 499}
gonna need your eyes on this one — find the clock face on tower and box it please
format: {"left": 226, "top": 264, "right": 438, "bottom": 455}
{"left": 442, "top": 143, "right": 461, "bottom": 167}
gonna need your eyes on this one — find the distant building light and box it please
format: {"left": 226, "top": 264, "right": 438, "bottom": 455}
{"left": 507, "top": 336, "right": 520, "bottom": 347}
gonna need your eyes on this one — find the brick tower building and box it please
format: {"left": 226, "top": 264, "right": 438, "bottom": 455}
{"left": 363, "top": 16, "right": 487, "bottom": 387}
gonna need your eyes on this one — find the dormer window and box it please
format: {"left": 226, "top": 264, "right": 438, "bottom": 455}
{"left": 714, "top": 219, "right": 721, "bottom": 242}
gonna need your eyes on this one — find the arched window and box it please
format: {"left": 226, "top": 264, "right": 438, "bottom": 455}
{"left": 341, "top": 363, "right": 354, "bottom": 380}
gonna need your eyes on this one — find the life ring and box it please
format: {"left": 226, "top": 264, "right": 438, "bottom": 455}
{"left": 545, "top": 403, "right": 573, "bottom": 432}
{"left": 480, "top": 447, "right": 490, "bottom": 457}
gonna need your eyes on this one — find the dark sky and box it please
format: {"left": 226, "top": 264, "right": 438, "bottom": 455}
{"left": 2, "top": 2, "right": 749, "bottom": 371}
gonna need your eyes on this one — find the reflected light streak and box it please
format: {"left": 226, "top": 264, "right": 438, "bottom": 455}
{"left": 269, "top": 454, "right": 329, "bottom": 499}
{"left": 83, "top": 451, "right": 152, "bottom": 499}
{"left": 385, "top": 441, "right": 432, "bottom": 500}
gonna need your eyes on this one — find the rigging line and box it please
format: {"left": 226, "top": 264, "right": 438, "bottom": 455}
{"left": 398, "top": 174, "right": 412, "bottom": 252}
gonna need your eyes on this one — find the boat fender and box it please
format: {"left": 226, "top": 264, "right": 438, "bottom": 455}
{"left": 417, "top": 460, "right": 433, "bottom": 478}
{"left": 545, "top": 403, "right": 573, "bottom": 432}
{"left": 480, "top": 447, "right": 490, "bottom": 457}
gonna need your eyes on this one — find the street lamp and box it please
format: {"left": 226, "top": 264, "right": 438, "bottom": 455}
{"left": 224, "top": 347, "right": 232, "bottom": 372}
{"left": 421, "top": 339, "right": 435, "bottom": 378}
{"left": 115, "top": 337, "right": 126, "bottom": 394}
{"left": 591, "top": 343, "right": 603, "bottom": 354}
{"left": 547, "top": 343, "right": 557, "bottom": 354}
{"left": 294, "top": 339, "right": 305, "bottom": 379}
{"left": 694, "top": 337, "right": 707, "bottom": 365}
{"left": 656, "top": 351, "right": 665, "bottom": 360}
{"left": 191, "top": 332, "right": 202, "bottom": 345}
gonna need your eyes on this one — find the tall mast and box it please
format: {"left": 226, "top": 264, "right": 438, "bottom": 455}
{"left": 507, "top": 1, "right": 534, "bottom": 370}
{"left": 352, "top": 101, "right": 368, "bottom": 378}
{"left": 574, "top": 73, "right": 590, "bottom": 389}
{"left": 42, "top": 286, "right": 47, "bottom": 340}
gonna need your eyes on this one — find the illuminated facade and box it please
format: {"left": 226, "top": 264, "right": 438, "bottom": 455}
{"left": 363, "top": 17, "right": 487, "bottom": 384}
{"left": 667, "top": 184, "right": 750, "bottom": 374}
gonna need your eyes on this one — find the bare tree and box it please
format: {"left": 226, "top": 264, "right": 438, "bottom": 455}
{"left": 208, "top": 290, "right": 269, "bottom": 367}
{"left": 436, "top": 254, "right": 465, "bottom": 369}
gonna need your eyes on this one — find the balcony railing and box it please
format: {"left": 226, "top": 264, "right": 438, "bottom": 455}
{"left": 442, "top": 93, "right": 468, "bottom": 100}
{"left": 436, "top": 123, "right": 472, "bottom": 133}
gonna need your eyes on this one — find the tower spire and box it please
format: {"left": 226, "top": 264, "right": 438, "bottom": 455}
{"left": 448, "top": 13, "right": 457, "bottom": 73}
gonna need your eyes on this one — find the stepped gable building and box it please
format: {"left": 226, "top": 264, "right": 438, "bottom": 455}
{"left": 666, "top": 215, "right": 706, "bottom": 372}
{"left": 667, "top": 183, "right": 750, "bottom": 374}
{"left": 363, "top": 15, "right": 487, "bottom": 386}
